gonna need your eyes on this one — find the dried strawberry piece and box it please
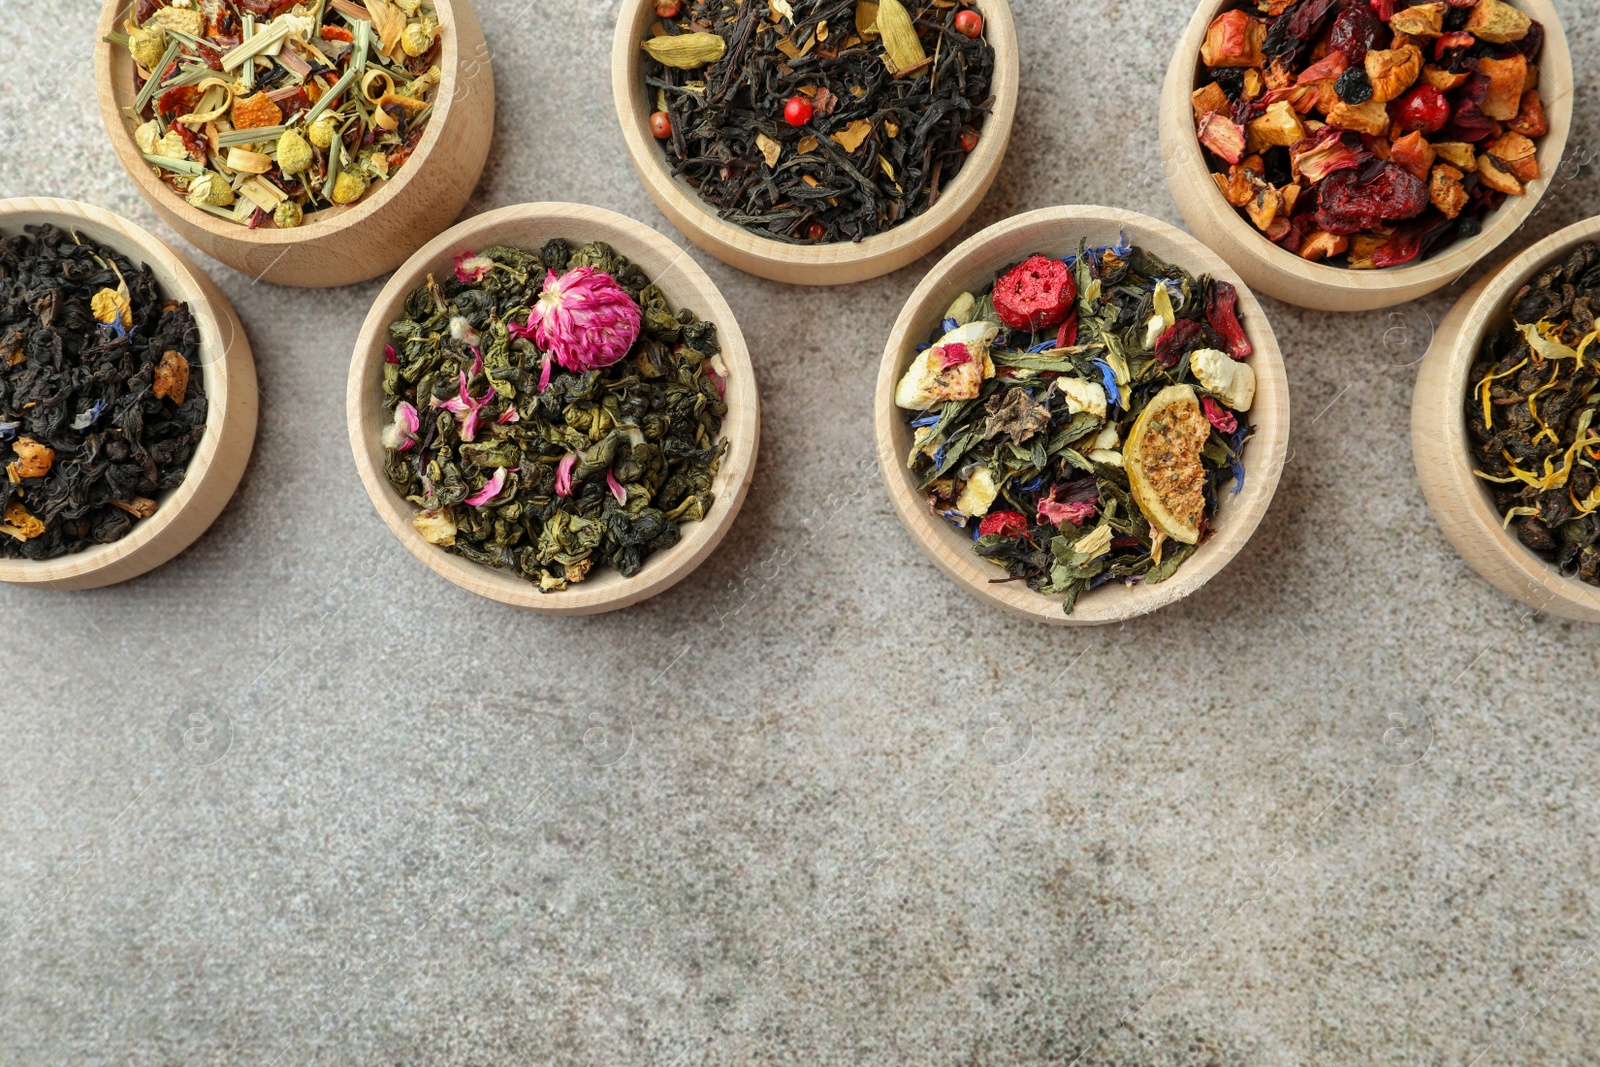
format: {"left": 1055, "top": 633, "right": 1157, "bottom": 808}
{"left": 978, "top": 510, "right": 1030, "bottom": 539}
{"left": 1327, "top": 3, "right": 1385, "bottom": 62}
{"left": 1434, "top": 31, "right": 1475, "bottom": 62}
{"left": 1313, "top": 163, "right": 1429, "bottom": 236}
{"left": 1153, "top": 319, "right": 1205, "bottom": 368}
{"left": 1395, "top": 84, "right": 1450, "bottom": 134}
{"left": 992, "top": 255, "right": 1077, "bottom": 332}
{"left": 1206, "top": 281, "right": 1253, "bottom": 361}
{"left": 941, "top": 343, "right": 973, "bottom": 369}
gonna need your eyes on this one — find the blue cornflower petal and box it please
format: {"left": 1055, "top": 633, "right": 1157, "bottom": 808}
{"left": 1229, "top": 457, "right": 1246, "bottom": 495}
{"left": 941, "top": 317, "right": 959, "bottom": 333}
{"left": 1016, "top": 472, "right": 1046, "bottom": 493}
{"left": 72, "top": 400, "right": 107, "bottom": 430}
{"left": 909, "top": 414, "right": 941, "bottom": 428}
{"left": 1092, "top": 360, "right": 1122, "bottom": 408}
{"left": 1027, "top": 337, "right": 1056, "bottom": 353}
{"left": 933, "top": 443, "right": 949, "bottom": 468}
{"left": 916, "top": 342, "right": 933, "bottom": 352}
{"left": 0, "top": 420, "right": 18, "bottom": 440}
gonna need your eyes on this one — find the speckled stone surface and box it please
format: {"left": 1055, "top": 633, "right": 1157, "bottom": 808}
{"left": 0, "top": 1, "right": 1598, "bottom": 1064}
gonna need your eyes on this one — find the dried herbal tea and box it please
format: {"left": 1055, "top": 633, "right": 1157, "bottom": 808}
{"left": 1467, "top": 241, "right": 1600, "bottom": 583}
{"left": 896, "top": 237, "right": 1258, "bottom": 614}
{"left": 0, "top": 226, "right": 207, "bottom": 559}
{"left": 381, "top": 241, "right": 729, "bottom": 591}
{"left": 1192, "top": 0, "right": 1548, "bottom": 269}
{"left": 640, "top": 0, "right": 995, "bottom": 244}
{"left": 108, "top": 0, "right": 443, "bottom": 229}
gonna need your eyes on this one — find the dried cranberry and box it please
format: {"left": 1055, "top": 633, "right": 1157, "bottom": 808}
{"left": 978, "top": 510, "right": 1030, "bottom": 539}
{"left": 992, "top": 255, "right": 1077, "bottom": 332}
{"left": 1153, "top": 319, "right": 1205, "bottom": 368}
{"left": 1327, "top": 3, "right": 1385, "bottom": 62}
{"left": 1206, "top": 281, "right": 1253, "bottom": 361}
{"left": 1335, "top": 66, "right": 1373, "bottom": 105}
{"left": 1394, "top": 85, "right": 1450, "bottom": 134}
{"left": 1313, "top": 163, "right": 1429, "bottom": 236}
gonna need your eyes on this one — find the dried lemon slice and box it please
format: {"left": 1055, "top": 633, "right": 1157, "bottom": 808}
{"left": 1124, "top": 384, "right": 1210, "bottom": 545}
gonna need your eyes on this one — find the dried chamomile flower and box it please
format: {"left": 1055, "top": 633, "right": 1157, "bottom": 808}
{"left": 308, "top": 111, "right": 341, "bottom": 150}
{"left": 127, "top": 25, "right": 167, "bottom": 71}
{"left": 276, "top": 129, "right": 313, "bottom": 175}
{"left": 273, "top": 201, "right": 304, "bottom": 229}
{"left": 331, "top": 169, "right": 369, "bottom": 204}
{"left": 186, "top": 172, "right": 235, "bottom": 208}
{"left": 402, "top": 17, "right": 440, "bottom": 57}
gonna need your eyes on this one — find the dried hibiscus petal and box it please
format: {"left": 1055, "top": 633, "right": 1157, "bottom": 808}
{"left": 1327, "top": 3, "right": 1386, "bottom": 62}
{"left": 1202, "top": 396, "right": 1238, "bottom": 434}
{"left": 1154, "top": 319, "right": 1205, "bottom": 368}
{"left": 1206, "top": 281, "right": 1253, "bottom": 361}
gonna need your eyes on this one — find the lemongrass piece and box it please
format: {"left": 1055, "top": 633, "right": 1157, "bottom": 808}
{"left": 133, "top": 38, "right": 182, "bottom": 112}
{"left": 220, "top": 19, "right": 290, "bottom": 71}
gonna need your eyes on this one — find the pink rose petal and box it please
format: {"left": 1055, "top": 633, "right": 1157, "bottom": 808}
{"left": 606, "top": 469, "right": 627, "bottom": 504}
{"left": 464, "top": 467, "right": 507, "bottom": 507}
{"left": 555, "top": 453, "right": 578, "bottom": 497}
{"left": 1203, "top": 396, "right": 1238, "bottom": 434}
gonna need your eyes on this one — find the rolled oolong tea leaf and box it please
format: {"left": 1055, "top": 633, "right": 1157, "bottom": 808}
{"left": 895, "top": 237, "right": 1258, "bottom": 614}
{"left": 113, "top": 0, "right": 444, "bottom": 229}
{"left": 381, "top": 241, "right": 730, "bottom": 591}
{"left": 641, "top": 0, "right": 996, "bottom": 244}
{"left": 1466, "top": 241, "right": 1600, "bottom": 583}
{"left": 0, "top": 225, "right": 208, "bottom": 559}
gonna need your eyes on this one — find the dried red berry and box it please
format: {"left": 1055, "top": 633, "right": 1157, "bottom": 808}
{"left": 959, "top": 127, "right": 981, "bottom": 153}
{"left": 649, "top": 111, "right": 673, "bottom": 139}
{"left": 992, "top": 255, "right": 1077, "bottom": 332}
{"left": 978, "top": 510, "right": 1030, "bottom": 539}
{"left": 654, "top": 0, "right": 682, "bottom": 15}
{"left": 1205, "top": 281, "right": 1253, "bottom": 361}
{"left": 784, "top": 96, "right": 813, "bottom": 127}
{"left": 1327, "top": 3, "right": 1385, "bottom": 62}
{"left": 1313, "top": 163, "right": 1429, "bottom": 236}
{"left": 1154, "top": 319, "right": 1206, "bottom": 368}
{"left": 1395, "top": 84, "right": 1450, "bottom": 134}
{"left": 954, "top": 8, "right": 983, "bottom": 38}
{"left": 806, "top": 221, "right": 828, "bottom": 241}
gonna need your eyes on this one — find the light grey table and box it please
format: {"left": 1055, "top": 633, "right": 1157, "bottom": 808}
{"left": 1, "top": 2, "right": 1598, "bottom": 1063}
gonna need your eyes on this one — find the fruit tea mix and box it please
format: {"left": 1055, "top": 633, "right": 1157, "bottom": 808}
{"left": 1191, "top": 0, "right": 1548, "bottom": 269}
{"left": 380, "top": 241, "right": 729, "bottom": 591}
{"left": 639, "top": 0, "right": 995, "bottom": 244}
{"left": 109, "top": 0, "right": 443, "bottom": 229}
{"left": 1467, "top": 241, "right": 1600, "bottom": 583}
{"left": 0, "top": 226, "right": 207, "bottom": 559}
{"left": 895, "top": 238, "right": 1258, "bottom": 614}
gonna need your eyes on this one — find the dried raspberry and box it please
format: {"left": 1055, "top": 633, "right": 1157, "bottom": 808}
{"left": 1394, "top": 84, "right": 1450, "bottom": 134}
{"left": 1313, "top": 163, "right": 1429, "bottom": 236}
{"left": 978, "top": 510, "right": 1030, "bottom": 539}
{"left": 992, "top": 255, "right": 1077, "bottom": 332}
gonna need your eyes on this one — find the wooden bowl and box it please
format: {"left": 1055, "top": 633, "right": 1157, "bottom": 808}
{"left": 94, "top": 0, "right": 495, "bottom": 288}
{"left": 0, "top": 198, "right": 257, "bottom": 590}
{"left": 346, "top": 202, "right": 760, "bottom": 613}
{"left": 611, "top": 0, "right": 1019, "bottom": 286}
{"left": 873, "top": 205, "right": 1290, "bottom": 625}
{"left": 1412, "top": 214, "right": 1600, "bottom": 622}
{"left": 1159, "top": 0, "right": 1572, "bottom": 312}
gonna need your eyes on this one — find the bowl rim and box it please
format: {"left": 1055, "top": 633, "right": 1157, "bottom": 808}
{"left": 0, "top": 197, "right": 252, "bottom": 586}
{"left": 93, "top": 0, "right": 472, "bottom": 249}
{"left": 1160, "top": 0, "right": 1573, "bottom": 296}
{"left": 872, "top": 204, "right": 1291, "bottom": 626}
{"left": 609, "top": 0, "right": 1020, "bottom": 277}
{"left": 345, "top": 200, "right": 761, "bottom": 614}
{"left": 1412, "top": 212, "right": 1600, "bottom": 621}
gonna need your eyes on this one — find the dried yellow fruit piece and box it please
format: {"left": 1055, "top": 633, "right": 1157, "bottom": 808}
{"left": 756, "top": 132, "right": 782, "bottom": 168}
{"left": 11, "top": 437, "right": 54, "bottom": 479}
{"left": 831, "top": 118, "right": 873, "bottom": 152}
{"left": 1124, "top": 384, "right": 1210, "bottom": 545}
{"left": 0, "top": 501, "right": 44, "bottom": 542}
{"left": 641, "top": 32, "right": 727, "bottom": 70}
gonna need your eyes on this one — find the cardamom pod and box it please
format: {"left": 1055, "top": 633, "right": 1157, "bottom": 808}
{"left": 873, "top": 0, "right": 926, "bottom": 74}
{"left": 641, "top": 32, "right": 727, "bottom": 70}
